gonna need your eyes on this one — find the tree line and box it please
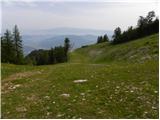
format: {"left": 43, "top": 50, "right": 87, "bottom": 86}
{"left": 1, "top": 25, "right": 24, "bottom": 64}
{"left": 25, "top": 38, "right": 70, "bottom": 65}
{"left": 111, "top": 11, "right": 159, "bottom": 44}
{"left": 1, "top": 25, "right": 70, "bottom": 65}
{"left": 97, "top": 34, "right": 109, "bottom": 44}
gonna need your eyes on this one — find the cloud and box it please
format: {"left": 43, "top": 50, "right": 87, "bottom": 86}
{"left": 1, "top": 0, "right": 158, "bottom": 3}
{"left": 1, "top": 0, "right": 158, "bottom": 33}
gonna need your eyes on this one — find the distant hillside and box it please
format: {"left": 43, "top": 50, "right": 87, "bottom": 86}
{"left": 39, "top": 35, "right": 99, "bottom": 49}
{"left": 22, "top": 34, "right": 102, "bottom": 54}
{"left": 22, "top": 27, "right": 113, "bottom": 55}
{"left": 23, "top": 45, "right": 37, "bottom": 55}
{"left": 70, "top": 34, "right": 158, "bottom": 63}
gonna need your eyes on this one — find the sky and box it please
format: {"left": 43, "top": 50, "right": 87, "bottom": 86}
{"left": 1, "top": 0, "right": 159, "bottom": 34}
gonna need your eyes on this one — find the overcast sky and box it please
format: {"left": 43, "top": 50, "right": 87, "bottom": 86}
{"left": 1, "top": 0, "right": 159, "bottom": 34}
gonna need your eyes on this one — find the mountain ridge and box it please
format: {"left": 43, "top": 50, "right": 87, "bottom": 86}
{"left": 23, "top": 34, "right": 111, "bottom": 55}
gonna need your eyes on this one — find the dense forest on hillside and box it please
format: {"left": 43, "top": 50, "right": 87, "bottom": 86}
{"left": 96, "top": 11, "right": 159, "bottom": 44}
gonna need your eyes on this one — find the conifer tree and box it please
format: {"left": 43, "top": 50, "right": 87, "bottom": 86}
{"left": 1, "top": 30, "right": 15, "bottom": 63}
{"left": 13, "top": 25, "right": 23, "bottom": 64}
{"left": 103, "top": 34, "right": 109, "bottom": 42}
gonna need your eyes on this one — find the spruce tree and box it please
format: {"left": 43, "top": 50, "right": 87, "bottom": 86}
{"left": 1, "top": 36, "right": 5, "bottom": 62}
{"left": 97, "top": 36, "right": 100, "bottom": 43}
{"left": 13, "top": 25, "right": 23, "bottom": 64}
{"left": 1, "top": 30, "right": 15, "bottom": 63}
{"left": 112, "top": 27, "right": 122, "bottom": 44}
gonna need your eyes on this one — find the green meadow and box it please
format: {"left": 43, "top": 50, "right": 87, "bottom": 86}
{"left": 1, "top": 34, "right": 159, "bottom": 118}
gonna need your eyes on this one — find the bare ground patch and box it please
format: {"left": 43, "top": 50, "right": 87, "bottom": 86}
{"left": 1, "top": 70, "right": 43, "bottom": 94}
{"left": 2, "top": 71, "right": 43, "bottom": 82}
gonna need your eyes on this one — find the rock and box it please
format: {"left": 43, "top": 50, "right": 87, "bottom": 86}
{"left": 57, "top": 113, "right": 65, "bottom": 118}
{"left": 80, "top": 93, "right": 85, "bottom": 96}
{"left": 130, "top": 90, "right": 134, "bottom": 93}
{"left": 44, "top": 96, "right": 50, "bottom": 99}
{"left": 14, "top": 84, "right": 21, "bottom": 87}
{"left": 73, "top": 79, "right": 88, "bottom": 83}
{"left": 154, "top": 90, "right": 158, "bottom": 93}
{"left": 60, "top": 93, "right": 70, "bottom": 98}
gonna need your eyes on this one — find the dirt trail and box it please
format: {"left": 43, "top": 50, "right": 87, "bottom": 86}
{"left": 2, "top": 71, "right": 43, "bottom": 82}
{"left": 68, "top": 63, "right": 110, "bottom": 67}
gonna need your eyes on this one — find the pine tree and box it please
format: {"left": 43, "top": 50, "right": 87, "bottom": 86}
{"left": 13, "top": 25, "right": 23, "bottom": 64}
{"left": 97, "top": 36, "right": 104, "bottom": 44}
{"left": 1, "top": 30, "right": 15, "bottom": 63}
{"left": 1, "top": 36, "right": 5, "bottom": 62}
{"left": 112, "top": 27, "right": 122, "bottom": 44}
{"left": 97, "top": 36, "right": 100, "bottom": 43}
{"left": 103, "top": 34, "right": 109, "bottom": 42}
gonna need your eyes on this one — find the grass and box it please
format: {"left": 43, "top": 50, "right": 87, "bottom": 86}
{"left": 69, "top": 34, "right": 158, "bottom": 63}
{"left": 1, "top": 63, "right": 39, "bottom": 79}
{"left": 1, "top": 34, "right": 159, "bottom": 118}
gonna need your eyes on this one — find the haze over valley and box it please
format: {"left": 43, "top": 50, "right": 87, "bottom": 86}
{"left": 22, "top": 27, "right": 113, "bottom": 54}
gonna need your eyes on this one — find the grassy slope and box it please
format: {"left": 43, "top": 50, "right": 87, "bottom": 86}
{"left": 69, "top": 34, "right": 158, "bottom": 63}
{"left": 1, "top": 34, "right": 159, "bottom": 119}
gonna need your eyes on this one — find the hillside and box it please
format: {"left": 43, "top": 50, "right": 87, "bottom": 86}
{"left": 1, "top": 34, "right": 159, "bottom": 119}
{"left": 69, "top": 34, "right": 158, "bottom": 63}
{"left": 23, "top": 34, "right": 99, "bottom": 55}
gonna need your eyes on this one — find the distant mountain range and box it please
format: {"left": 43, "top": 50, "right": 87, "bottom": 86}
{"left": 24, "top": 27, "right": 113, "bottom": 36}
{"left": 22, "top": 27, "right": 113, "bottom": 55}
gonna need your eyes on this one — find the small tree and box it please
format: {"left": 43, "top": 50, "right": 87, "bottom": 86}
{"left": 97, "top": 36, "right": 103, "bottom": 43}
{"left": 64, "top": 38, "right": 70, "bottom": 61}
{"left": 112, "top": 27, "right": 122, "bottom": 44}
{"left": 103, "top": 34, "right": 109, "bottom": 42}
{"left": 97, "top": 36, "right": 100, "bottom": 43}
